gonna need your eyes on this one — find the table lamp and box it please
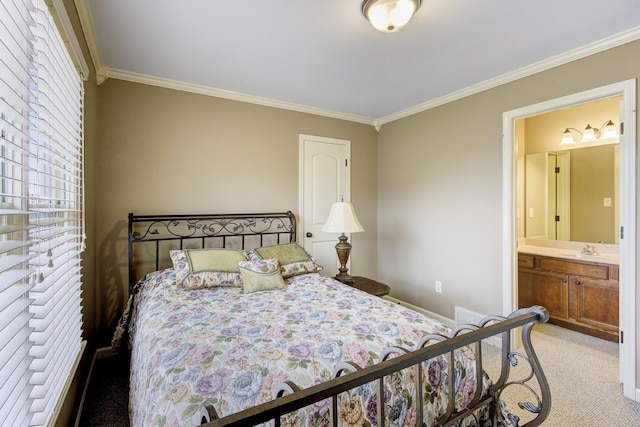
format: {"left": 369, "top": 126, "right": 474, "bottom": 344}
{"left": 321, "top": 201, "right": 365, "bottom": 284}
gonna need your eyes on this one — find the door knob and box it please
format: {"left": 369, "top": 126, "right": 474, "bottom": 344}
{"left": 306, "top": 232, "right": 313, "bottom": 238}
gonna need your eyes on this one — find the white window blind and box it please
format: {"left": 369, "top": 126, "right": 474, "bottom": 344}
{"left": 0, "top": 0, "right": 84, "bottom": 425}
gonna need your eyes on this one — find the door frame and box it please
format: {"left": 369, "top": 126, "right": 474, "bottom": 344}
{"left": 502, "top": 79, "right": 638, "bottom": 400}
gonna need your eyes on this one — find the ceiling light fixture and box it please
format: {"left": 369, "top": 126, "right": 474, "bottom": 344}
{"left": 560, "top": 120, "right": 618, "bottom": 146}
{"left": 362, "top": 0, "right": 422, "bottom": 33}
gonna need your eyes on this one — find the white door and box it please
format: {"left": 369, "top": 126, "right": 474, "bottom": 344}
{"left": 298, "top": 134, "right": 350, "bottom": 277}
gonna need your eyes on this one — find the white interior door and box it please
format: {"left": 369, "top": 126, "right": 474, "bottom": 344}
{"left": 298, "top": 135, "right": 350, "bottom": 277}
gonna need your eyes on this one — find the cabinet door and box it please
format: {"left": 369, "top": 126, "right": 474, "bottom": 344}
{"left": 572, "top": 276, "right": 619, "bottom": 334}
{"left": 518, "top": 269, "right": 569, "bottom": 319}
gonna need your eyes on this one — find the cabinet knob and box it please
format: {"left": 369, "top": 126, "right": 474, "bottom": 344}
{"left": 575, "top": 280, "right": 581, "bottom": 286}
{"left": 306, "top": 232, "right": 313, "bottom": 238}
{"left": 561, "top": 278, "right": 568, "bottom": 283}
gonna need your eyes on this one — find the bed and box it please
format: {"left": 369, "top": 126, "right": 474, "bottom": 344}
{"left": 116, "top": 211, "right": 551, "bottom": 427}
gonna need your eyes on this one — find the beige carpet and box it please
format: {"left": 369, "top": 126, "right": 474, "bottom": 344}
{"left": 482, "top": 323, "right": 640, "bottom": 426}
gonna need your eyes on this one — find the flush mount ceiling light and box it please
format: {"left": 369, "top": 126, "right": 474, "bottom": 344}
{"left": 560, "top": 120, "right": 618, "bottom": 146}
{"left": 362, "top": 0, "right": 422, "bottom": 33}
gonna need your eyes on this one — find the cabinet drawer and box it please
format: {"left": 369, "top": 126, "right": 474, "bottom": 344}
{"left": 538, "top": 257, "right": 609, "bottom": 280}
{"left": 518, "top": 254, "right": 534, "bottom": 268}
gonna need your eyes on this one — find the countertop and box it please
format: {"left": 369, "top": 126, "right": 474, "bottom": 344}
{"left": 518, "top": 245, "right": 619, "bottom": 265}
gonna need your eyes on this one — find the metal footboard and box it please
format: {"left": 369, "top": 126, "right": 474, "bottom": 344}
{"left": 201, "top": 306, "right": 551, "bottom": 427}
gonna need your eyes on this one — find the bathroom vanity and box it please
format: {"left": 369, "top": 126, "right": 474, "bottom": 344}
{"left": 518, "top": 250, "right": 619, "bottom": 342}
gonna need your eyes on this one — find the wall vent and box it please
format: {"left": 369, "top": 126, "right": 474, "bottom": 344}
{"left": 454, "top": 306, "right": 502, "bottom": 348}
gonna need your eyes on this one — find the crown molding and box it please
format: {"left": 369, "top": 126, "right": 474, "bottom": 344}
{"left": 377, "top": 25, "right": 640, "bottom": 126}
{"left": 102, "top": 67, "right": 377, "bottom": 126}
{"left": 70, "top": 1, "right": 639, "bottom": 130}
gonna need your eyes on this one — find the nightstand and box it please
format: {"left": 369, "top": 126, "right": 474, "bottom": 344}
{"left": 348, "top": 276, "right": 391, "bottom": 297}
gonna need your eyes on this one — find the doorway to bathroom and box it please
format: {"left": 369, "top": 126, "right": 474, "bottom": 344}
{"left": 502, "top": 80, "right": 637, "bottom": 400}
{"left": 520, "top": 98, "right": 620, "bottom": 245}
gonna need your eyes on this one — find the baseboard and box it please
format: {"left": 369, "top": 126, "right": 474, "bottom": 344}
{"left": 380, "top": 297, "right": 504, "bottom": 348}
{"left": 383, "top": 295, "right": 455, "bottom": 328}
{"left": 73, "top": 346, "right": 113, "bottom": 427}
{"left": 95, "top": 346, "right": 115, "bottom": 359}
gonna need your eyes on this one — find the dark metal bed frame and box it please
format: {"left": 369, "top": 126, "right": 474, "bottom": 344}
{"left": 128, "top": 212, "right": 551, "bottom": 427}
{"left": 128, "top": 211, "right": 296, "bottom": 291}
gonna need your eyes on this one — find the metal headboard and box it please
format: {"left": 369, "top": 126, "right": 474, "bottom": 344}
{"left": 128, "top": 211, "right": 297, "bottom": 292}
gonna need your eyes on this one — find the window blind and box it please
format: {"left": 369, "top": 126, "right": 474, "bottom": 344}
{"left": 0, "top": 0, "right": 84, "bottom": 425}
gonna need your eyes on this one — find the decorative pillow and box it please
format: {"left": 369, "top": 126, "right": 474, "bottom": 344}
{"left": 238, "top": 259, "right": 286, "bottom": 294}
{"left": 170, "top": 248, "right": 246, "bottom": 289}
{"left": 247, "top": 242, "right": 323, "bottom": 278}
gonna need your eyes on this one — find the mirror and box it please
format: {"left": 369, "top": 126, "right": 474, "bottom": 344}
{"left": 525, "top": 143, "right": 619, "bottom": 244}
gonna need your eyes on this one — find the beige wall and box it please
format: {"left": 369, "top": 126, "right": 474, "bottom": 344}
{"left": 377, "top": 40, "right": 639, "bottom": 321}
{"left": 94, "top": 80, "right": 379, "bottom": 339}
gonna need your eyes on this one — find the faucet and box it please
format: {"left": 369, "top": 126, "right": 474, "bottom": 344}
{"left": 582, "top": 244, "right": 598, "bottom": 255}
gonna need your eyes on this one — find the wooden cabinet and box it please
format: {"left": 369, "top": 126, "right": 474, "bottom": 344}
{"left": 518, "top": 268, "right": 569, "bottom": 319}
{"left": 518, "top": 253, "right": 619, "bottom": 342}
{"left": 572, "top": 276, "right": 619, "bottom": 334}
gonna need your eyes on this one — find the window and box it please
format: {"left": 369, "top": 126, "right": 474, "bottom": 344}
{"left": 0, "top": 0, "right": 84, "bottom": 425}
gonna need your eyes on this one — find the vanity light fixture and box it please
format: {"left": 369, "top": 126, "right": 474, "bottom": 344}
{"left": 362, "top": 0, "right": 422, "bottom": 33}
{"left": 560, "top": 120, "right": 618, "bottom": 146}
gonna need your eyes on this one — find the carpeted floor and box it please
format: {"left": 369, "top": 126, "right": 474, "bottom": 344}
{"left": 78, "top": 324, "right": 640, "bottom": 426}
{"left": 78, "top": 354, "right": 130, "bottom": 426}
{"left": 512, "top": 323, "right": 640, "bottom": 426}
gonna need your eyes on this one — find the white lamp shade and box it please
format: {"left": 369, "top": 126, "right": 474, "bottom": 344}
{"left": 580, "top": 125, "right": 597, "bottom": 143}
{"left": 602, "top": 120, "right": 618, "bottom": 139}
{"left": 321, "top": 202, "right": 365, "bottom": 233}
{"left": 560, "top": 129, "right": 575, "bottom": 146}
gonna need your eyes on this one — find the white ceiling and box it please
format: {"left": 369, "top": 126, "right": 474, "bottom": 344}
{"left": 80, "top": 0, "right": 640, "bottom": 124}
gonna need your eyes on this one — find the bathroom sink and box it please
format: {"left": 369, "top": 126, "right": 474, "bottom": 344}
{"left": 561, "top": 252, "right": 596, "bottom": 257}
{"left": 559, "top": 253, "right": 617, "bottom": 262}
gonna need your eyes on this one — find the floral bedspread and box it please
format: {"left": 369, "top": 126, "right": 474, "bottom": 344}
{"left": 124, "top": 270, "right": 490, "bottom": 426}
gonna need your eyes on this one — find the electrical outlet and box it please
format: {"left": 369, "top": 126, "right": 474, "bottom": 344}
{"left": 435, "top": 280, "right": 443, "bottom": 294}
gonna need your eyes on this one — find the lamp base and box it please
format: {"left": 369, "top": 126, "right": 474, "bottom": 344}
{"left": 334, "top": 273, "right": 354, "bottom": 285}
{"left": 334, "top": 234, "right": 354, "bottom": 284}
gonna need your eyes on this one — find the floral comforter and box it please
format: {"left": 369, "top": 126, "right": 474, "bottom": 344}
{"left": 121, "top": 270, "right": 490, "bottom": 426}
